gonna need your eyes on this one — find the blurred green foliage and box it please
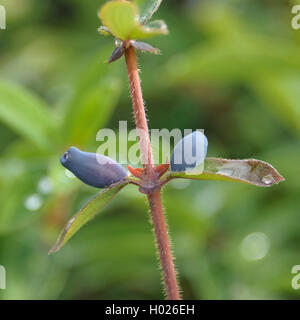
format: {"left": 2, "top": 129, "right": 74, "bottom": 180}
{"left": 0, "top": 0, "right": 299, "bottom": 299}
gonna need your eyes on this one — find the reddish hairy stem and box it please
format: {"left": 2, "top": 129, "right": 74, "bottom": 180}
{"left": 124, "top": 45, "right": 181, "bottom": 300}
{"left": 147, "top": 190, "right": 181, "bottom": 300}
{"left": 124, "top": 45, "right": 154, "bottom": 177}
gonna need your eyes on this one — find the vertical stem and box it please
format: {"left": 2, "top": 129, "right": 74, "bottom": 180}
{"left": 124, "top": 45, "right": 154, "bottom": 176}
{"left": 124, "top": 45, "right": 181, "bottom": 300}
{"left": 147, "top": 190, "right": 181, "bottom": 300}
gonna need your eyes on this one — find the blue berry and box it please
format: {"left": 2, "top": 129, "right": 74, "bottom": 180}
{"left": 170, "top": 131, "right": 208, "bottom": 172}
{"left": 60, "top": 147, "right": 128, "bottom": 188}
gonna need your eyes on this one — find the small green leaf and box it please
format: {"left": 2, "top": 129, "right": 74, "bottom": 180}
{"left": 135, "top": 0, "right": 163, "bottom": 24}
{"left": 130, "top": 20, "right": 168, "bottom": 39}
{"left": 63, "top": 77, "right": 122, "bottom": 146}
{"left": 99, "top": 1, "right": 167, "bottom": 40}
{"left": 99, "top": 1, "right": 138, "bottom": 40}
{"left": 0, "top": 80, "right": 57, "bottom": 151}
{"left": 49, "top": 180, "right": 128, "bottom": 254}
{"left": 168, "top": 158, "right": 284, "bottom": 187}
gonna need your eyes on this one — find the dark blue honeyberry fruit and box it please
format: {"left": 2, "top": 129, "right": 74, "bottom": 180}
{"left": 60, "top": 147, "right": 128, "bottom": 188}
{"left": 171, "top": 131, "right": 208, "bottom": 172}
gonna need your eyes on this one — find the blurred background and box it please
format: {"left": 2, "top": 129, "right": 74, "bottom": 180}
{"left": 0, "top": 0, "right": 299, "bottom": 299}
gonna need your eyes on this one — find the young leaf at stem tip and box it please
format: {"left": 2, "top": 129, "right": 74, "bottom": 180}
{"left": 99, "top": 1, "right": 168, "bottom": 41}
{"left": 108, "top": 44, "right": 124, "bottom": 63}
{"left": 135, "top": 0, "right": 163, "bottom": 25}
{"left": 131, "top": 41, "right": 161, "bottom": 54}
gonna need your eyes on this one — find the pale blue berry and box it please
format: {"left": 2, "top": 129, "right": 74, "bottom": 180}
{"left": 170, "top": 131, "right": 208, "bottom": 172}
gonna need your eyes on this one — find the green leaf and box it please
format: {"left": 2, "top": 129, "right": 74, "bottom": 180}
{"left": 250, "top": 74, "right": 300, "bottom": 135}
{"left": 63, "top": 77, "right": 122, "bottom": 146}
{"left": 67, "top": 46, "right": 113, "bottom": 99}
{"left": 49, "top": 180, "right": 128, "bottom": 254}
{"left": 168, "top": 158, "right": 284, "bottom": 187}
{"left": 0, "top": 80, "right": 57, "bottom": 151}
{"left": 61, "top": 47, "right": 122, "bottom": 146}
{"left": 99, "top": 1, "right": 137, "bottom": 40}
{"left": 99, "top": 1, "right": 168, "bottom": 40}
{"left": 130, "top": 20, "right": 168, "bottom": 39}
{"left": 163, "top": 38, "right": 300, "bottom": 86}
{"left": 135, "top": 0, "right": 163, "bottom": 24}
